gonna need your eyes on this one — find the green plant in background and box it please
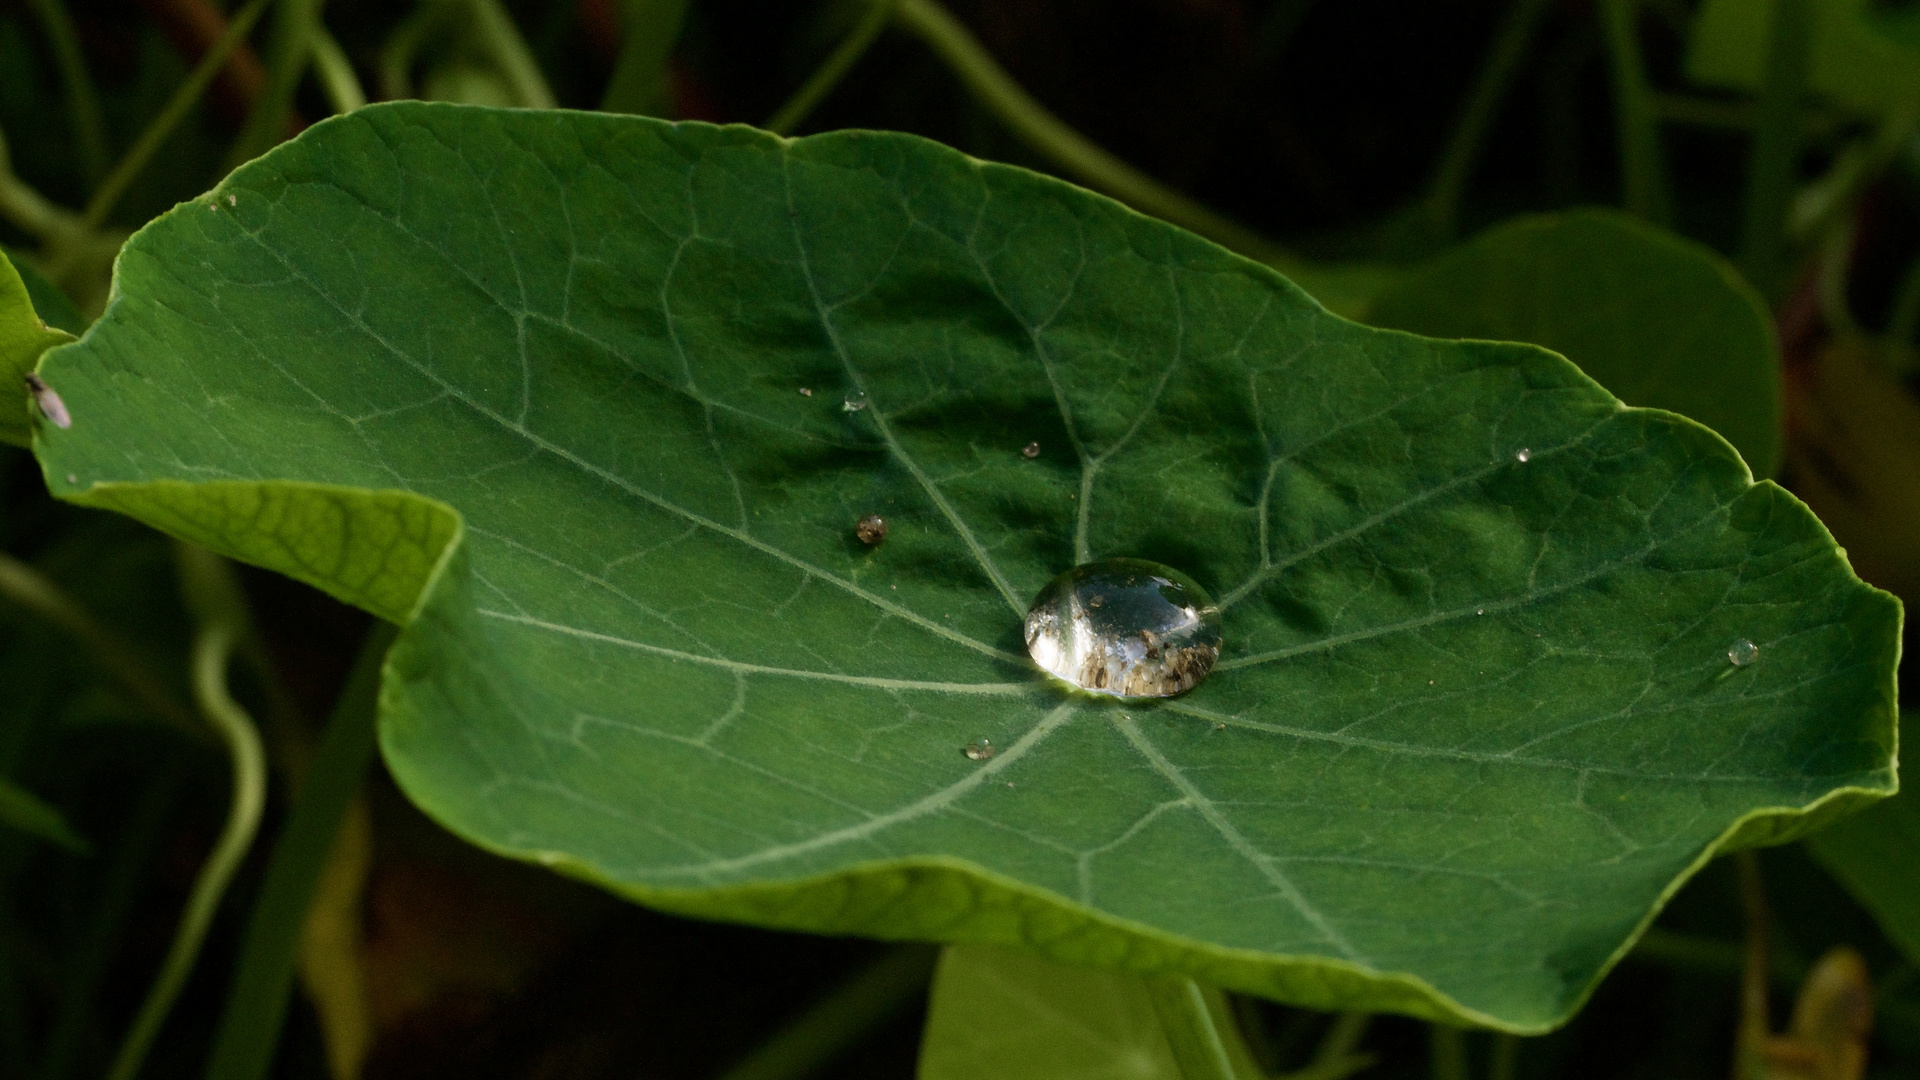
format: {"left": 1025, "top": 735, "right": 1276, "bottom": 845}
{"left": 0, "top": 2, "right": 1916, "bottom": 1080}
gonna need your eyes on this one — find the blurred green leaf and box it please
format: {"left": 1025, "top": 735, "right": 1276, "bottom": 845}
{"left": 0, "top": 248, "right": 76, "bottom": 447}
{"left": 1368, "top": 209, "right": 1782, "bottom": 478}
{"left": 918, "top": 945, "right": 1184, "bottom": 1080}
{"left": 31, "top": 104, "right": 1899, "bottom": 1031}
{"left": 3, "top": 248, "right": 85, "bottom": 334}
{"left": 1807, "top": 712, "right": 1920, "bottom": 966}
{"left": 1689, "top": 0, "right": 1920, "bottom": 115}
{"left": 0, "top": 777, "right": 86, "bottom": 852}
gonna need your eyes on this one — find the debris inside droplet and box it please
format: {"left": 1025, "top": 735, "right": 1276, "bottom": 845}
{"left": 963, "top": 738, "right": 995, "bottom": 761}
{"left": 1022, "top": 441, "right": 1041, "bottom": 458}
{"left": 1728, "top": 638, "right": 1759, "bottom": 666}
{"left": 799, "top": 387, "right": 812, "bottom": 397}
{"left": 843, "top": 390, "right": 868, "bottom": 412}
{"left": 1515, "top": 448, "right": 1532, "bottom": 462}
{"left": 855, "top": 514, "right": 887, "bottom": 545}
{"left": 1213, "top": 722, "right": 1226, "bottom": 731}
{"left": 226, "top": 193, "right": 237, "bottom": 206}
{"left": 1024, "top": 558, "right": 1223, "bottom": 698}
{"left": 24, "top": 374, "right": 71, "bottom": 429}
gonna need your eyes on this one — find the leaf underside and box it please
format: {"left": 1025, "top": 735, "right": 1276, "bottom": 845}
{"left": 33, "top": 104, "right": 1899, "bottom": 1031}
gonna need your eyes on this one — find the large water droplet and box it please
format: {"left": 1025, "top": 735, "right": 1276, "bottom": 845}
{"left": 1514, "top": 448, "right": 1531, "bottom": 463}
{"left": 1728, "top": 638, "right": 1759, "bottom": 666}
{"left": 963, "top": 738, "right": 995, "bottom": 761}
{"left": 843, "top": 389, "right": 868, "bottom": 412}
{"left": 1024, "top": 558, "right": 1223, "bottom": 697}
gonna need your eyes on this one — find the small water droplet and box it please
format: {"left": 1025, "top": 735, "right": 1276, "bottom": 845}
{"left": 855, "top": 514, "right": 887, "bottom": 545}
{"left": 842, "top": 389, "right": 868, "bottom": 412}
{"left": 798, "top": 387, "right": 812, "bottom": 397}
{"left": 64, "top": 474, "right": 75, "bottom": 484}
{"left": 1024, "top": 558, "right": 1223, "bottom": 698}
{"left": 963, "top": 738, "right": 995, "bottom": 761}
{"left": 1213, "top": 722, "right": 1225, "bottom": 731}
{"left": 1022, "top": 441, "right": 1041, "bottom": 458}
{"left": 1476, "top": 608, "right": 1484, "bottom": 615}
{"left": 1515, "top": 448, "right": 1531, "bottom": 463}
{"left": 1728, "top": 639, "right": 1759, "bottom": 666}
{"left": 226, "top": 193, "right": 236, "bottom": 207}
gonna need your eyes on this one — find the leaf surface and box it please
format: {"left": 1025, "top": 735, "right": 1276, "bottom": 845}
{"left": 1807, "top": 712, "right": 1919, "bottom": 965}
{"left": 0, "top": 250, "right": 76, "bottom": 447}
{"left": 30, "top": 104, "right": 1899, "bottom": 1030}
{"left": 1368, "top": 210, "right": 1781, "bottom": 477}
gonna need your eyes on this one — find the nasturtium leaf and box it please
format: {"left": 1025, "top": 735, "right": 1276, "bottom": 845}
{"left": 31, "top": 103, "right": 1898, "bottom": 1031}
{"left": 0, "top": 250, "right": 76, "bottom": 447}
{"left": 2, "top": 250, "right": 85, "bottom": 334}
{"left": 1368, "top": 209, "right": 1782, "bottom": 478}
{"left": 1689, "top": 0, "right": 1920, "bottom": 115}
{"left": 1807, "top": 711, "right": 1920, "bottom": 965}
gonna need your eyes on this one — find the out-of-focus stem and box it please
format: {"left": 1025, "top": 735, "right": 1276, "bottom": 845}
{"left": 225, "top": 0, "right": 324, "bottom": 171}
{"left": 714, "top": 946, "right": 937, "bottom": 1080}
{"left": 1423, "top": 0, "right": 1554, "bottom": 236}
{"left": 312, "top": 25, "right": 366, "bottom": 113}
{"left": 1739, "top": 0, "right": 1812, "bottom": 297}
{"left": 765, "top": 0, "right": 896, "bottom": 134}
{"left": 469, "top": 0, "right": 556, "bottom": 108}
{"left": 1600, "top": 0, "right": 1671, "bottom": 225}
{"left": 1734, "top": 849, "right": 1772, "bottom": 1080}
{"left": 26, "top": 0, "right": 110, "bottom": 187}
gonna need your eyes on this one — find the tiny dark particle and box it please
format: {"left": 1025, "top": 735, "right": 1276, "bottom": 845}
{"left": 855, "top": 514, "right": 887, "bottom": 545}
{"left": 1021, "top": 441, "right": 1041, "bottom": 458}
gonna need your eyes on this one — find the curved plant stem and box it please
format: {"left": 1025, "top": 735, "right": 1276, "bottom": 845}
{"left": 0, "top": 123, "right": 84, "bottom": 242}
{"left": 714, "top": 946, "right": 936, "bottom": 1080}
{"left": 225, "top": 0, "right": 324, "bottom": 172}
{"left": 104, "top": 551, "right": 266, "bottom": 1080}
{"left": 202, "top": 622, "right": 394, "bottom": 1080}
{"left": 765, "top": 0, "right": 896, "bottom": 134}
{"left": 1599, "top": 0, "right": 1671, "bottom": 226}
{"left": 1422, "top": 0, "right": 1554, "bottom": 236}
{"left": 1428, "top": 1025, "right": 1468, "bottom": 1080}
{"left": 0, "top": 552, "right": 199, "bottom": 735}
{"left": 80, "top": 0, "right": 273, "bottom": 233}
{"left": 1738, "top": 0, "right": 1811, "bottom": 297}
{"left": 1144, "top": 977, "right": 1261, "bottom": 1080}
{"left": 25, "top": 0, "right": 110, "bottom": 187}
{"left": 893, "top": 0, "right": 1296, "bottom": 269}
{"left": 312, "top": 24, "right": 366, "bottom": 112}
{"left": 469, "top": 0, "right": 556, "bottom": 108}
{"left": 378, "top": 6, "right": 442, "bottom": 101}
{"left": 1734, "top": 849, "right": 1772, "bottom": 1080}
{"left": 601, "top": 0, "right": 691, "bottom": 115}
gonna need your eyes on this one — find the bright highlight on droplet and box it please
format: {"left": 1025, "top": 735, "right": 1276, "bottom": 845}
{"left": 1728, "top": 639, "right": 1759, "bottom": 666}
{"left": 1515, "top": 448, "right": 1531, "bottom": 462}
{"left": 1024, "top": 558, "right": 1223, "bottom": 698}
{"left": 963, "top": 738, "right": 995, "bottom": 761}
{"left": 843, "top": 390, "right": 868, "bottom": 412}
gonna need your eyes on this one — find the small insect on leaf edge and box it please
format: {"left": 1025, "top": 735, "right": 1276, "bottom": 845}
{"left": 24, "top": 373, "right": 72, "bottom": 429}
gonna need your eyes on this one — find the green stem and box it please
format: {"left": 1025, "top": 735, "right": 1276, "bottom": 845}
{"left": 203, "top": 622, "right": 395, "bottom": 1080}
{"left": 225, "top": 0, "right": 325, "bottom": 173}
{"left": 1429, "top": 1025, "right": 1468, "bottom": 1080}
{"left": 1268, "top": 1011, "right": 1374, "bottom": 1080}
{"left": 713, "top": 945, "right": 937, "bottom": 1080}
{"left": 893, "top": 0, "right": 1296, "bottom": 269}
{"left": 39, "top": 759, "right": 185, "bottom": 1080}
{"left": 103, "top": 617, "right": 265, "bottom": 1080}
{"left": 1144, "top": 977, "right": 1261, "bottom": 1080}
{"left": 601, "top": 0, "right": 692, "bottom": 115}
{"left": 765, "top": 0, "right": 896, "bottom": 134}
{"left": 1423, "top": 0, "right": 1554, "bottom": 236}
{"left": 468, "top": 0, "right": 556, "bottom": 108}
{"left": 1816, "top": 212, "right": 1858, "bottom": 337}
{"left": 1734, "top": 849, "right": 1771, "bottom": 1080}
{"left": 1788, "top": 102, "right": 1920, "bottom": 243}
{"left": 1600, "top": 0, "right": 1671, "bottom": 225}
{"left": 81, "top": 0, "right": 274, "bottom": 232}
{"left": 0, "top": 552, "right": 199, "bottom": 736}
{"left": 378, "top": 6, "right": 444, "bottom": 101}
{"left": 0, "top": 123, "right": 84, "bottom": 243}
{"left": 1738, "top": 0, "right": 1812, "bottom": 297}
{"left": 311, "top": 25, "right": 366, "bottom": 113}
{"left": 1887, "top": 250, "right": 1920, "bottom": 350}
{"left": 25, "top": 0, "right": 110, "bottom": 188}
{"left": 1489, "top": 1033, "right": 1520, "bottom": 1080}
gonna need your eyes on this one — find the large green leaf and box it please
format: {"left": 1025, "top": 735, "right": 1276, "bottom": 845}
{"left": 1689, "top": 0, "right": 1920, "bottom": 115}
{"left": 1807, "top": 711, "right": 1919, "bottom": 965}
{"left": 1367, "top": 210, "right": 1781, "bottom": 478}
{"left": 30, "top": 104, "right": 1898, "bottom": 1031}
{"left": 0, "top": 249, "right": 76, "bottom": 447}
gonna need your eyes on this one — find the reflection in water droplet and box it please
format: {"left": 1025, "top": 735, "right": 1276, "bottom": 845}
{"left": 1022, "top": 441, "right": 1041, "bottom": 458}
{"left": 799, "top": 387, "right": 812, "bottom": 397}
{"left": 963, "top": 738, "right": 995, "bottom": 761}
{"left": 855, "top": 514, "right": 887, "bottom": 545}
{"left": 1728, "top": 639, "right": 1759, "bottom": 666}
{"left": 843, "top": 390, "right": 868, "bottom": 412}
{"left": 1024, "top": 558, "right": 1223, "bottom": 698}
{"left": 1515, "top": 448, "right": 1531, "bottom": 462}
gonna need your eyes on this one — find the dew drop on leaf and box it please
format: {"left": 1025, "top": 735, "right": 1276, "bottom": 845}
{"left": 1728, "top": 639, "right": 1759, "bottom": 666}
{"left": 798, "top": 387, "right": 812, "bottom": 397}
{"left": 1024, "top": 558, "right": 1223, "bottom": 698}
{"left": 855, "top": 514, "right": 886, "bottom": 545}
{"left": 963, "top": 738, "right": 995, "bottom": 761}
{"left": 1021, "top": 441, "right": 1041, "bottom": 458}
{"left": 842, "top": 389, "right": 868, "bottom": 412}
{"left": 1515, "top": 448, "right": 1531, "bottom": 462}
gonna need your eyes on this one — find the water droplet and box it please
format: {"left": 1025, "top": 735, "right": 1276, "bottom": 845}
{"left": 855, "top": 514, "right": 887, "bottom": 545}
{"left": 843, "top": 390, "right": 868, "bottom": 412}
{"left": 1728, "top": 639, "right": 1759, "bottom": 666}
{"left": 1022, "top": 441, "right": 1041, "bottom": 458}
{"left": 64, "top": 474, "right": 75, "bottom": 484}
{"left": 1515, "top": 448, "right": 1531, "bottom": 462}
{"left": 226, "top": 193, "right": 236, "bottom": 207}
{"left": 798, "top": 387, "right": 813, "bottom": 397}
{"left": 963, "top": 738, "right": 995, "bottom": 761}
{"left": 1024, "top": 558, "right": 1223, "bottom": 698}
{"left": 1476, "top": 608, "right": 1484, "bottom": 615}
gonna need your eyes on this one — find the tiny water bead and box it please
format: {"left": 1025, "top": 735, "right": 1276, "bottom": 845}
{"left": 843, "top": 390, "right": 868, "bottom": 412}
{"left": 1024, "top": 558, "right": 1223, "bottom": 698}
{"left": 1514, "top": 448, "right": 1531, "bottom": 463}
{"left": 855, "top": 514, "right": 887, "bottom": 545}
{"left": 1728, "top": 638, "right": 1759, "bottom": 666}
{"left": 1021, "top": 441, "right": 1041, "bottom": 458}
{"left": 963, "top": 738, "right": 996, "bottom": 761}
